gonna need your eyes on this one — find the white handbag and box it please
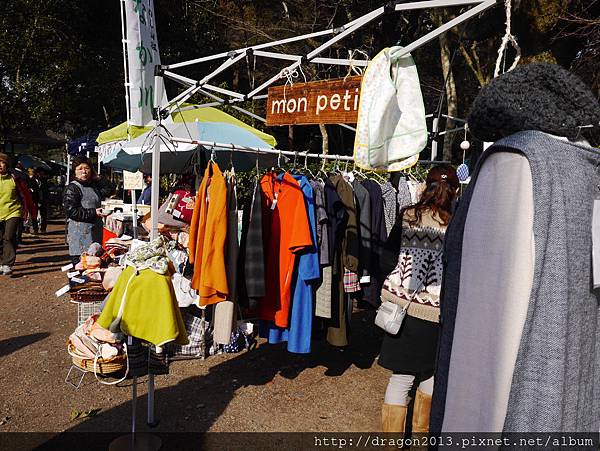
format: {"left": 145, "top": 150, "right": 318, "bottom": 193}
{"left": 375, "top": 300, "right": 408, "bottom": 335}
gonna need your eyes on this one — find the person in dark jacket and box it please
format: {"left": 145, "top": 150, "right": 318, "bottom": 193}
{"left": 0, "top": 153, "right": 37, "bottom": 275}
{"left": 63, "top": 156, "right": 107, "bottom": 265}
{"left": 137, "top": 174, "right": 152, "bottom": 205}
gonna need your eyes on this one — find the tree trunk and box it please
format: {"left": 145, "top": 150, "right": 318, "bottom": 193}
{"left": 319, "top": 124, "right": 329, "bottom": 154}
{"left": 438, "top": 31, "right": 458, "bottom": 162}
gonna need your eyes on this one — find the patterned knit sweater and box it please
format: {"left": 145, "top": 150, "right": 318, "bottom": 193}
{"left": 380, "top": 210, "right": 446, "bottom": 323}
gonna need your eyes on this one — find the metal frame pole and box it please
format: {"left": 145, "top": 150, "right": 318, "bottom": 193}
{"left": 162, "top": 28, "right": 338, "bottom": 70}
{"left": 165, "top": 52, "right": 247, "bottom": 112}
{"left": 119, "top": 0, "right": 132, "bottom": 140}
{"left": 246, "top": 7, "right": 385, "bottom": 100}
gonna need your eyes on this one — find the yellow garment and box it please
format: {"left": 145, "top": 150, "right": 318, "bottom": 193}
{"left": 0, "top": 174, "right": 21, "bottom": 221}
{"left": 97, "top": 266, "right": 188, "bottom": 346}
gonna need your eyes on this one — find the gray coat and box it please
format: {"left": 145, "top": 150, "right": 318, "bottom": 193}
{"left": 432, "top": 131, "right": 600, "bottom": 433}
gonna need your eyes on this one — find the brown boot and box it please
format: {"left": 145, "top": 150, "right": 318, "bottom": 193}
{"left": 382, "top": 403, "right": 408, "bottom": 432}
{"left": 412, "top": 388, "right": 432, "bottom": 433}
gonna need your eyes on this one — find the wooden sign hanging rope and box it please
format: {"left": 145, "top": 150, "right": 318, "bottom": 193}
{"left": 494, "top": 0, "right": 521, "bottom": 78}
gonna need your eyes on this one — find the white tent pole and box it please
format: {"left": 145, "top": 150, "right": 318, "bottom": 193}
{"left": 168, "top": 139, "right": 447, "bottom": 165}
{"left": 246, "top": 7, "right": 385, "bottom": 99}
{"left": 163, "top": 71, "right": 245, "bottom": 100}
{"left": 203, "top": 84, "right": 246, "bottom": 99}
{"left": 395, "top": 0, "right": 488, "bottom": 10}
{"left": 163, "top": 28, "right": 337, "bottom": 70}
{"left": 431, "top": 117, "right": 440, "bottom": 161}
{"left": 312, "top": 57, "right": 368, "bottom": 66}
{"left": 166, "top": 52, "right": 246, "bottom": 113}
{"left": 169, "top": 138, "right": 356, "bottom": 161}
{"left": 426, "top": 113, "right": 467, "bottom": 123}
{"left": 163, "top": 0, "right": 496, "bottom": 104}
{"left": 391, "top": 0, "right": 497, "bottom": 59}
{"left": 196, "top": 89, "right": 267, "bottom": 122}
{"left": 164, "top": 70, "right": 356, "bottom": 130}
{"left": 146, "top": 121, "right": 161, "bottom": 428}
{"left": 252, "top": 50, "right": 369, "bottom": 67}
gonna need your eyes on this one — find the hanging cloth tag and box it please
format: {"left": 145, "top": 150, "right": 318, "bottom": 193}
{"left": 270, "top": 192, "right": 279, "bottom": 210}
{"left": 592, "top": 200, "right": 600, "bottom": 288}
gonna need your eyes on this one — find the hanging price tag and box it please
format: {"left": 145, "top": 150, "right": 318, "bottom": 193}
{"left": 71, "top": 277, "right": 86, "bottom": 284}
{"left": 61, "top": 263, "right": 74, "bottom": 272}
{"left": 67, "top": 271, "right": 80, "bottom": 279}
{"left": 270, "top": 193, "right": 279, "bottom": 210}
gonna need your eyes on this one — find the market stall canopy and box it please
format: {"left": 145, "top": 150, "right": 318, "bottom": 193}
{"left": 102, "top": 121, "right": 279, "bottom": 173}
{"left": 96, "top": 105, "right": 277, "bottom": 147}
{"left": 67, "top": 132, "right": 100, "bottom": 156}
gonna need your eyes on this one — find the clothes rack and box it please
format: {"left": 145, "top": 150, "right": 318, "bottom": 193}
{"left": 169, "top": 136, "right": 448, "bottom": 166}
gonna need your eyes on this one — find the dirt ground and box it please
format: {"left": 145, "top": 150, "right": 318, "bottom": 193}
{"left": 0, "top": 219, "right": 389, "bottom": 446}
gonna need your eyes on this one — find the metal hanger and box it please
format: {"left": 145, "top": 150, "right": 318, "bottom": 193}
{"left": 317, "top": 153, "right": 328, "bottom": 180}
{"left": 333, "top": 155, "right": 341, "bottom": 174}
{"left": 303, "top": 151, "right": 316, "bottom": 179}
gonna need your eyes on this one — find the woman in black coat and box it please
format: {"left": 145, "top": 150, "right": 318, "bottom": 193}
{"left": 63, "top": 156, "right": 110, "bottom": 265}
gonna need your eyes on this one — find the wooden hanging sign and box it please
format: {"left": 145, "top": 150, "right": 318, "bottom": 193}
{"left": 266, "top": 76, "right": 362, "bottom": 126}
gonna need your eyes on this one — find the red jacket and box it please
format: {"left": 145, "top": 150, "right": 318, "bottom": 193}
{"left": 11, "top": 171, "right": 37, "bottom": 220}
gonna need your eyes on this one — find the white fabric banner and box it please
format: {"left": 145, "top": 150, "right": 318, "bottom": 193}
{"left": 96, "top": 141, "right": 125, "bottom": 163}
{"left": 124, "top": 0, "right": 163, "bottom": 126}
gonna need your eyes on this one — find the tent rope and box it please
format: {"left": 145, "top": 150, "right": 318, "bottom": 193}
{"left": 494, "top": 0, "right": 521, "bottom": 78}
{"left": 343, "top": 49, "right": 369, "bottom": 81}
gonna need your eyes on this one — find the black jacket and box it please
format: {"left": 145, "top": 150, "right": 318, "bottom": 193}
{"left": 63, "top": 180, "right": 103, "bottom": 223}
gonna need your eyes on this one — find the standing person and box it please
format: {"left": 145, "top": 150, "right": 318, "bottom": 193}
{"left": 63, "top": 156, "right": 105, "bottom": 265}
{"left": 137, "top": 174, "right": 152, "bottom": 205}
{"left": 36, "top": 168, "right": 50, "bottom": 233}
{"left": 0, "top": 153, "right": 36, "bottom": 275}
{"left": 377, "top": 165, "right": 459, "bottom": 433}
{"left": 27, "top": 168, "right": 42, "bottom": 234}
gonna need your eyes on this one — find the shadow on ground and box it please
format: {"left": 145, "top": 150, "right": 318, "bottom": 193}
{"left": 0, "top": 332, "right": 51, "bottom": 358}
{"left": 34, "top": 310, "right": 382, "bottom": 450}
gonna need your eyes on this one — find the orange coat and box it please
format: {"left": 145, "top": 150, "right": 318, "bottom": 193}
{"left": 188, "top": 161, "right": 229, "bottom": 305}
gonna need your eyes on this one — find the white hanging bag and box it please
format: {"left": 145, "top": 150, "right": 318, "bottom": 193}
{"left": 354, "top": 47, "right": 427, "bottom": 171}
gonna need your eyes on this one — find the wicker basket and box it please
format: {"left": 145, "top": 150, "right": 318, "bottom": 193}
{"left": 67, "top": 342, "right": 127, "bottom": 375}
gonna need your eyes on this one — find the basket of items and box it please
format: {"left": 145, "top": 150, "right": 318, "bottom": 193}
{"left": 67, "top": 314, "right": 128, "bottom": 380}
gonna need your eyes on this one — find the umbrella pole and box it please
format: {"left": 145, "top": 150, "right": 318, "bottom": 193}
{"left": 131, "top": 190, "right": 138, "bottom": 240}
{"left": 147, "top": 123, "right": 161, "bottom": 428}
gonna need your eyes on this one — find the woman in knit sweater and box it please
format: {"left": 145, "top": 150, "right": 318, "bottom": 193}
{"left": 378, "top": 165, "right": 459, "bottom": 433}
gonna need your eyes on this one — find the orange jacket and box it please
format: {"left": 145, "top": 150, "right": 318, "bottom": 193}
{"left": 188, "top": 161, "right": 229, "bottom": 305}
